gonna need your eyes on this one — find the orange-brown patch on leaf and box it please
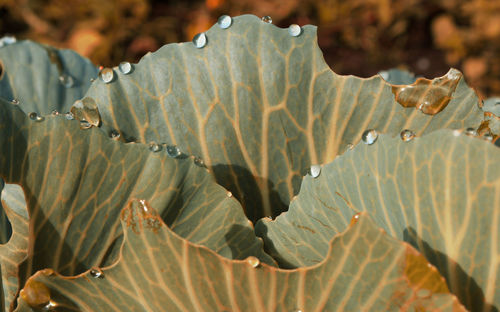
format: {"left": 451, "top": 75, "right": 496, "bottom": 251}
{"left": 403, "top": 245, "right": 449, "bottom": 294}
{"left": 20, "top": 278, "right": 51, "bottom": 308}
{"left": 391, "top": 69, "right": 461, "bottom": 115}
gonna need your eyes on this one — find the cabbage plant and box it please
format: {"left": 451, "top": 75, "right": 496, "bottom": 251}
{"left": 0, "top": 14, "right": 498, "bottom": 311}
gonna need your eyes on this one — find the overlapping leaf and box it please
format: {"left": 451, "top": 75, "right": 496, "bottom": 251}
{"left": 256, "top": 130, "right": 500, "bottom": 311}
{"left": 84, "top": 14, "right": 483, "bottom": 220}
{"left": 0, "top": 184, "right": 29, "bottom": 311}
{"left": 17, "top": 203, "right": 466, "bottom": 312}
{"left": 0, "top": 40, "right": 98, "bottom": 115}
{"left": 0, "top": 98, "right": 273, "bottom": 310}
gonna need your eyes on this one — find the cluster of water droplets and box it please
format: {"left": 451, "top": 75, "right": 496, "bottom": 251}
{"left": 192, "top": 15, "right": 302, "bottom": 49}
{"left": 28, "top": 112, "right": 44, "bottom": 122}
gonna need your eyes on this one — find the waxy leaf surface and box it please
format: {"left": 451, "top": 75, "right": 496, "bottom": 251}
{"left": 0, "top": 99, "right": 272, "bottom": 310}
{"left": 84, "top": 15, "right": 483, "bottom": 220}
{"left": 256, "top": 130, "right": 500, "bottom": 311}
{"left": 19, "top": 206, "right": 465, "bottom": 312}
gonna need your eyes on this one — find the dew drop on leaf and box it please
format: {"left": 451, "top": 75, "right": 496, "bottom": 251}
{"left": 0, "top": 35, "right": 16, "bottom": 47}
{"left": 149, "top": 142, "right": 162, "bottom": 152}
{"left": 20, "top": 279, "right": 50, "bottom": 308}
{"left": 110, "top": 130, "right": 120, "bottom": 140}
{"left": 65, "top": 112, "right": 74, "bottom": 120}
{"left": 192, "top": 33, "right": 207, "bottom": 48}
{"left": 465, "top": 127, "right": 477, "bottom": 136}
{"left": 70, "top": 97, "right": 101, "bottom": 127}
{"left": 309, "top": 165, "right": 321, "bottom": 178}
{"left": 90, "top": 268, "right": 104, "bottom": 279}
{"left": 119, "top": 62, "right": 133, "bottom": 74}
{"left": 42, "top": 300, "right": 57, "bottom": 311}
{"left": 362, "top": 129, "right": 378, "bottom": 145}
{"left": 11, "top": 98, "right": 19, "bottom": 105}
{"left": 217, "top": 15, "right": 232, "bottom": 29}
{"left": 227, "top": 191, "right": 232, "bottom": 198}
{"left": 400, "top": 129, "right": 415, "bottom": 142}
{"left": 288, "top": 24, "right": 302, "bottom": 37}
{"left": 79, "top": 121, "right": 92, "bottom": 129}
{"left": 29, "top": 112, "right": 44, "bottom": 122}
{"left": 166, "top": 145, "right": 181, "bottom": 158}
{"left": 483, "top": 133, "right": 493, "bottom": 141}
{"left": 194, "top": 156, "right": 205, "bottom": 167}
{"left": 246, "top": 256, "right": 260, "bottom": 268}
{"left": 58, "top": 74, "right": 74, "bottom": 88}
{"left": 99, "top": 68, "right": 114, "bottom": 83}
{"left": 378, "top": 71, "right": 389, "bottom": 80}
{"left": 261, "top": 16, "right": 272, "bottom": 23}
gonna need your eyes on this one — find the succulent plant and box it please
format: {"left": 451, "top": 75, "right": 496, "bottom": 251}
{"left": 0, "top": 14, "right": 498, "bottom": 311}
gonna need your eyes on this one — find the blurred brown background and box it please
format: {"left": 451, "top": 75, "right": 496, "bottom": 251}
{"left": 1, "top": 0, "right": 499, "bottom": 98}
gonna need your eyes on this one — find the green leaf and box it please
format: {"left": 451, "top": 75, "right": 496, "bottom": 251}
{"left": 256, "top": 129, "right": 500, "bottom": 311}
{"left": 84, "top": 15, "right": 483, "bottom": 220}
{"left": 0, "top": 40, "right": 98, "bottom": 115}
{"left": 0, "top": 98, "right": 273, "bottom": 309}
{"left": 0, "top": 184, "right": 29, "bottom": 311}
{"left": 19, "top": 206, "right": 465, "bottom": 311}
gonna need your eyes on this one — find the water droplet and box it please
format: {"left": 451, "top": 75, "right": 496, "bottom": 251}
{"left": 483, "top": 133, "right": 493, "bottom": 141}
{"left": 288, "top": 24, "right": 302, "bottom": 37}
{"left": 391, "top": 69, "right": 460, "bottom": 115}
{"left": 378, "top": 71, "right": 389, "bottom": 80}
{"left": 110, "top": 130, "right": 120, "bottom": 140}
{"left": 119, "top": 62, "right": 133, "bottom": 74}
{"left": 65, "top": 112, "right": 74, "bottom": 120}
{"left": 166, "top": 145, "right": 181, "bottom": 158}
{"left": 29, "top": 112, "right": 44, "bottom": 122}
{"left": 192, "top": 33, "right": 207, "bottom": 48}
{"left": 42, "top": 300, "right": 57, "bottom": 311}
{"left": 465, "top": 127, "right": 477, "bottom": 136}
{"left": 453, "top": 129, "right": 461, "bottom": 137}
{"left": 361, "top": 129, "right": 378, "bottom": 145}
{"left": 149, "top": 142, "right": 162, "bottom": 152}
{"left": 446, "top": 68, "right": 461, "bottom": 80}
{"left": 246, "top": 256, "right": 260, "bottom": 268}
{"left": 400, "top": 129, "right": 415, "bottom": 142}
{"left": 194, "top": 156, "right": 205, "bottom": 167}
{"left": 99, "top": 68, "right": 114, "bottom": 83}
{"left": 90, "top": 268, "right": 104, "bottom": 279}
{"left": 11, "top": 98, "right": 19, "bottom": 105}
{"left": 309, "top": 165, "right": 321, "bottom": 178}
{"left": 138, "top": 199, "right": 150, "bottom": 213}
{"left": 346, "top": 143, "right": 354, "bottom": 151}
{"left": 70, "top": 97, "right": 101, "bottom": 127}
{"left": 0, "top": 35, "right": 16, "bottom": 47}
{"left": 19, "top": 279, "right": 50, "bottom": 308}
{"left": 261, "top": 16, "right": 272, "bottom": 23}
{"left": 350, "top": 212, "right": 362, "bottom": 226}
{"left": 59, "top": 74, "right": 74, "bottom": 88}
{"left": 227, "top": 191, "right": 232, "bottom": 198}
{"left": 217, "top": 15, "right": 232, "bottom": 29}
{"left": 79, "top": 121, "right": 92, "bottom": 129}
{"left": 51, "top": 110, "right": 59, "bottom": 116}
